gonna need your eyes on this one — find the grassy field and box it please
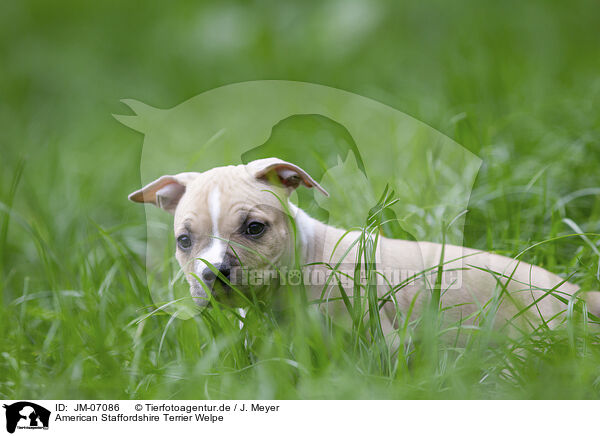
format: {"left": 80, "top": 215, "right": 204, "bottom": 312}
{"left": 1, "top": 0, "right": 600, "bottom": 399}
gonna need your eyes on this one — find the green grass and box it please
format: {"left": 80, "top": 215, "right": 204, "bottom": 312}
{"left": 1, "top": 0, "right": 600, "bottom": 399}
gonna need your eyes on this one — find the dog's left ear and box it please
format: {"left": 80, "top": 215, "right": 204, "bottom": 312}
{"left": 249, "top": 158, "right": 329, "bottom": 197}
{"left": 128, "top": 172, "right": 199, "bottom": 214}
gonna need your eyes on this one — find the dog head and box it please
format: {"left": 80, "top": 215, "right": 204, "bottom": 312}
{"left": 129, "top": 158, "right": 328, "bottom": 306}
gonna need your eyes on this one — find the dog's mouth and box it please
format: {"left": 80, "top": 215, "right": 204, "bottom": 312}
{"left": 189, "top": 266, "right": 275, "bottom": 308}
{"left": 190, "top": 275, "right": 235, "bottom": 307}
{"left": 213, "top": 276, "right": 233, "bottom": 296}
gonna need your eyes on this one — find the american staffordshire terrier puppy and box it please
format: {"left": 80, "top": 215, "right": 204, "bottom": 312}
{"left": 129, "top": 158, "right": 600, "bottom": 332}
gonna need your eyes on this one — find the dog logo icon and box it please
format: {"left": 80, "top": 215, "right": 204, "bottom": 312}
{"left": 2, "top": 402, "right": 50, "bottom": 434}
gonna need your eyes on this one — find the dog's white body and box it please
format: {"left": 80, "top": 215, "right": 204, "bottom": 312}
{"left": 291, "top": 203, "right": 595, "bottom": 332}
{"left": 130, "top": 158, "right": 599, "bottom": 332}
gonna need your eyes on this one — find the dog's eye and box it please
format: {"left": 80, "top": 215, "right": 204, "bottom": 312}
{"left": 177, "top": 234, "right": 192, "bottom": 250}
{"left": 245, "top": 221, "right": 265, "bottom": 237}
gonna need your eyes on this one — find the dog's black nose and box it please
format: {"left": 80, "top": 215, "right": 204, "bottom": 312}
{"left": 202, "top": 263, "right": 231, "bottom": 282}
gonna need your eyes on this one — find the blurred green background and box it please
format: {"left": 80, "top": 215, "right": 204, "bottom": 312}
{"left": 2, "top": 0, "right": 599, "bottom": 241}
{"left": 1, "top": 0, "right": 599, "bottom": 399}
{"left": 0, "top": 1, "right": 600, "bottom": 245}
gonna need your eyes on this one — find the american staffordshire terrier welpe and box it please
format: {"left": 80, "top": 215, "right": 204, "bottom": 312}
{"left": 129, "top": 158, "right": 600, "bottom": 333}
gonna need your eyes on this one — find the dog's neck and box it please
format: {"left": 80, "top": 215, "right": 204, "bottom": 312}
{"left": 287, "top": 202, "right": 352, "bottom": 266}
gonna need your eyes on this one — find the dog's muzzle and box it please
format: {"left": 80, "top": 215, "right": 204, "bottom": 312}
{"left": 189, "top": 262, "right": 234, "bottom": 306}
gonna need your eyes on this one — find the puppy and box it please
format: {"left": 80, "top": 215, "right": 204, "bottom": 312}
{"left": 129, "top": 158, "right": 600, "bottom": 332}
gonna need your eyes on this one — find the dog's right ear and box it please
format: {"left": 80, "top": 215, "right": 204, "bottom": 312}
{"left": 128, "top": 173, "right": 198, "bottom": 214}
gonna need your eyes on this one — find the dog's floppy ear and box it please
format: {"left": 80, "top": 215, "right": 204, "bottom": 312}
{"left": 128, "top": 172, "right": 198, "bottom": 214}
{"left": 249, "top": 158, "right": 329, "bottom": 197}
